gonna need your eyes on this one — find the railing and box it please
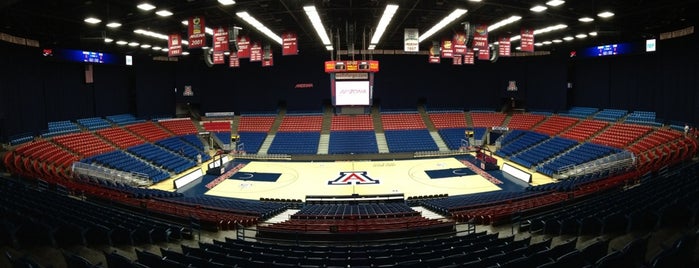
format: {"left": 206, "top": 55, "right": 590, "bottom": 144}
{"left": 414, "top": 150, "right": 469, "bottom": 158}
{"left": 233, "top": 153, "right": 292, "bottom": 160}
{"left": 554, "top": 151, "right": 636, "bottom": 180}
{"left": 71, "top": 161, "right": 151, "bottom": 187}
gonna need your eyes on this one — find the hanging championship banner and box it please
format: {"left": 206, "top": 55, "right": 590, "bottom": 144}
{"left": 453, "top": 55, "right": 463, "bottom": 65}
{"left": 229, "top": 52, "right": 240, "bottom": 68}
{"left": 429, "top": 41, "right": 441, "bottom": 63}
{"left": 498, "top": 37, "right": 511, "bottom": 57}
{"left": 262, "top": 52, "right": 273, "bottom": 67}
{"left": 237, "top": 36, "right": 251, "bottom": 58}
{"left": 404, "top": 28, "right": 419, "bottom": 52}
{"left": 473, "top": 24, "right": 488, "bottom": 50}
{"left": 464, "top": 49, "right": 475, "bottom": 65}
{"left": 521, "top": 28, "right": 535, "bottom": 52}
{"left": 250, "top": 42, "right": 262, "bottom": 62}
{"left": 168, "top": 34, "right": 182, "bottom": 57}
{"left": 453, "top": 32, "right": 467, "bottom": 55}
{"left": 282, "top": 32, "right": 298, "bottom": 56}
{"left": 213, "top": 26, "right": 229, "bottom": 52}
{"left": 441, "top": 39, "right": 453, "bottom": 58}
{"left": 478, "top": 48, "right": 490, "bottom": 60}
{"left": 213, "top": 52, "right": 225, "bottom": 64}
{"left": 188, "top": 16, "right": 206, "bottom": 48}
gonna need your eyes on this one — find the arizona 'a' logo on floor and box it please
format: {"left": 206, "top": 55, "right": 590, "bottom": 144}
{"left": 328, "top": 171, "right": 379, "bottom": 185}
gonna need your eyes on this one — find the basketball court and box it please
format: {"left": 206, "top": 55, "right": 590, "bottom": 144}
{"left": 151, "top": 154, "right": 557, "bottom": 201}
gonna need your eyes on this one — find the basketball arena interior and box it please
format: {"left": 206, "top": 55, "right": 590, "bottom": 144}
{"left": 1, "top": 1, "right": 699, "bottom": 267}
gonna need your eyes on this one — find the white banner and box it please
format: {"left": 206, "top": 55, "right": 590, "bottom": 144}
{"left": 404, "top": 28, "right": 419, "bottom": 52}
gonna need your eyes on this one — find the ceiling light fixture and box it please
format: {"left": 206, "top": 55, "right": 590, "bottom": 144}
{"left": 576, "top": 33, "right": 588, "bottom": 38}
{"left": 156, "top": 10, "right": 173, "bottom": 17}
{"left": 589, "top": 31, "right": 598, "bottom": 36}
{"left": 546, "top": 0, "right": 565, "bottom": 7}
{"left": 106, "top": 22, "right": 121, "bottom": 28}
{"left": 530, "top": 5, "right": 548, "bottom": 12}
{"left": 303, "top": 6, "right": 333, "bottom": 50}
{"left": 488, "top": 15, "right": 522, "bottom": 32}
{"left": 509, "top": 23, "right": 567, "bottom": 41}
{"left": 182, "top": 51, "right": 190, "bottom": 55}
{"left": 152, "top": 46, "right": 162, "bottom": 50}
{"left": 542, "top": 41, "right": 552, "bottom": 45}
{"left": 128, "top": 42, "right": 140, "bottom": 47}
{"left": 218, "top": 0, "right": 236, "bottom": 5}
{"left": 563, "top": 36, "right": 574, "bottom": 41}
{"left": 552, "top": 39, "right": 562, "bottom": 43}
{"left": 116, "top": 40, "right": 128, "bottom": 45}
{"left": 368, "top": 4, "right": 399, "bottom": 49}
{"left": 137, "top": 3, "right": 156, "bottom": 11}
{"left": 578, "top": 17, "right": 594, "bottom": 22}
{"left": 598, "top": 11, "right": 614, "bottom": 18}
{"left": 84, "top": 17, "right": 101, "bottom": 24}
{"left": 104, "top": 38, "right": 113, "bottom": 43}
{"left": 140, "top": 44, "right": 151, "bottom": 48}
{"left": 418, "top": 8, "right": 468, "bottom": 43}
{"left": 236, "top": 11, "right": 283, "bottom": 45}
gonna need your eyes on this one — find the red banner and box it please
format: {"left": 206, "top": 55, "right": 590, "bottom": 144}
{"left": 441, "top": 39, "right": 453, "bottom": 58}
{"left": 521, "top": 28, "right": 534, "bottom": 52}
{"left": 324, "top": 60, "right": 379, "bottom": 73}
{"left": 478, "top": 49, "right": 490, "bottom": 60}
{"left": 168, "top": 34, "right": 182, "bottom": 57}
{"left": 498, "top": 37, "right": 511, "bottom": 57}
{"left": 229, "top": 52, "right": 239, "bottom": 67}
{"left": 213, "top": 26, "right": 229, "bottom": 52}
{"left": 188, "top": 16, "right": 206, "bottom": 48}
{"left": 453, "top": 32, "right": 467, "bottom": 55}
{"left": 452, "top": 55, "right": 463, "bottom": 65}
{"left": 212, "top": 52, "right": 225, "bottom": 65}
{"left": 262, "top": 52, "right": 273, "bottom": 67}
{"left": 282, "top": 32, "right": 298, "bottom": 56}
{"left": 237, "top": 36, "right": 251, "bottom": 58}
{"left": 250, "top": 42, "right": 262, "bottom": 62}
{"left": 464, "top": 49, "right": 474, "bottom": 65}
{"left": 473, "top": 24, "right": 489, "bottom": 50}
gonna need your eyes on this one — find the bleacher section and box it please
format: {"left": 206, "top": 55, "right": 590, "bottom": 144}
{"left": 126, "top": 122, "right": 172, "bottom": 142}
{"left": 537, "top": 143, "right": 620, "bottom": 177}
{"left": 96, "top": 127, "right": 144, "bottom": 149}
{"left": 0, "top": 181, "right": 191, "bottom": 247}
{"left": 470, "top": 112, "right": 506, "bottom": 128}
{"left": 558, "top": 107, "right": 598, "bottom": 119}
{"left": 158, "top": 118, "right": 199, "bottom": 135}
{"left": 384, "top": 129, "right": 438, "bottom": 152}
{"left": 533, "top": 116, "right": 579, "bottom": 136}
{"left": 496, "top": 131, "right": 549, "bottom": 158}
{"left": 329, "top": 131, "right": 378, "bottom": 154}
{"left": 330, "top": 115, "right": 374, "bottom": 131}
{"left": 268, "top": 132, "right": 321, "bottom": 154}
{"left": 82, "top": 151, "right": 170, "bottom": 182}
{"left": 420, "top": 191, "right": 545, "bottom": 215}
{"left": 8, "top": 140, "right": 78, "bottom": 180}
{"left": 161, "top": 196, "right": 288, "bottom": 219}
{"left": 590, "top": 123, "right": 652, "bottom": 148}
{"left": 593, "top": 109, "right": 628, "bottom": 122}
{"left": 428, "top": 112, "right": 467, "bottom": 129}
{"left": 559, "top": 119, "right": 608, "bottom": 142}
{"left": 106, "top": 114, "right": 144, "bottom": 126}
{"left": 625, "top": 111, "right": 662, "bottom": 127}
{"left": 76, "top": 117, "right": 111, "bottom": 131}
{"left": 42, "top": 120, "right": 81, "bottom": 137}
{"left": 277, "top": 115, "right": 323, "bottom": 132}
{"left": 155, "top": 136, "right": 211, "bottom": 162}
{"left": 438, "top": 128, "right": 468, "bottom": 150}
{"left": 507, "top": 113, "right": 546, "bottom": 130}
{"left": 202, "top": 121, "right": 231, "bottom": 132}
{"left": 52, "top": 132, "right": 114, "bottom": 157}
{"left": 509, "top": 137, "right": 578, "bottom": 168}
{"left": 236, "top": 132, "right": 266, "bottom": 153}
{"left": 127, "top": 143, "right": 196, "bottom": 174}
{"left": 380, "top": 113, "right": 426, "bottom": 130}
{"left": 236, "top": 115, "right": 275, "bottom": 132}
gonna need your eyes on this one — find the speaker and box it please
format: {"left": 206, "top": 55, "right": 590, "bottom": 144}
{"left": 203, "top": 47, "right": 214, "bottom": 67}
{"left": 490, "top": 44, "right": 499, "bottom": 63}
{"left": 430, "top": 41, "right": 440, "bottom": 56}
{"left": 263, "top": 44, "right": 271, "bottom": 60}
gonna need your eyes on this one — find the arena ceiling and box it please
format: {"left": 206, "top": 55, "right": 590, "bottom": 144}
{"left": 1, "top": 0, "right": 696, "bottom": 55}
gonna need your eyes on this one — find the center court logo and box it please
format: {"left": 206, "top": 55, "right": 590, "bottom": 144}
{"left": 328, "top": 171, "right": 380, "bottom": 185}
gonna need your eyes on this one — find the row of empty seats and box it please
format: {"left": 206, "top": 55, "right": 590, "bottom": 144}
{"left": 533, "top": 115, "right": 579, "bottom": 136}
{"left": 202, "top": 121, "right": 231, "bottom": 132}
{"left": 558, "top": 106, "right": 598, "bottom": 119}
{"left": 507, "top": 113, "right": 546, "bottom": 130}
{"left": 106, "top": 114, "right": 144, "bottom": 126}
{"left": 127, "top": 143, "right": 196, "bottom": 174}
{"left": 277, "top": 115, "right": 323, "bottom": 132}
{"left": 126, "top": 122, "right": 173, "bottom": 142}
{"left": 380, "top": 113, "right": 426, "bottom": 130}
{"left": 330, "top": 114, "right": 374, "bottom": 131}
{"left": 76, "top": 117, "right": 111, "bottom": 131}
{"left": 328, "top": 131, "right": 379, "bottom": 154}
{"left": 428, "top": 112, "right": 467, "bottom": 129}
{"left": 268, "top": 132, "right": 320, "bottom": 154}
{"left": 236, "top": 132, "right": 267, "bottom": 153}
{"left": 593, "top": 108, "right": 628, "bottom": 122}
{"left": 559, "top": 119, "right": 608, "bottom": 142}
{"left": 591, "top": 123, "right": 652, "bottom": 148}
{"left": 82, "top": 150, "right": 171, "bottom": 182}
{"left": 384, "top": 129, "right": 438, "bottom": 152}
{"left": 509, "top": 137, "right": 578, "bottom": 169}
{"left": 96, "top": 127, "right": 145, "bottom": 149}
{"left": 158, "top": 118, "right": 199, "bottom": 135}
{"left": 236, "top": 115, "right": 275, "bottom": 132}
{"left": 52, "top": 132, "right": 114, "bottom": 158}
{"left": 42, "top": 120, "right": 81, "bottom": 137}
{"left": 537, "top": 143, "right": 620, "bottom": 177}
{"left": 470, "top": 112, "right": 506, "bottom": 128}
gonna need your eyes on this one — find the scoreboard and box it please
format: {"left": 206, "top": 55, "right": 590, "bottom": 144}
{"left": 326, "top": 60, "right": 379, "bottom": 107}
{"left": 325, "top": 60, "right": 379, "bottom": 73}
